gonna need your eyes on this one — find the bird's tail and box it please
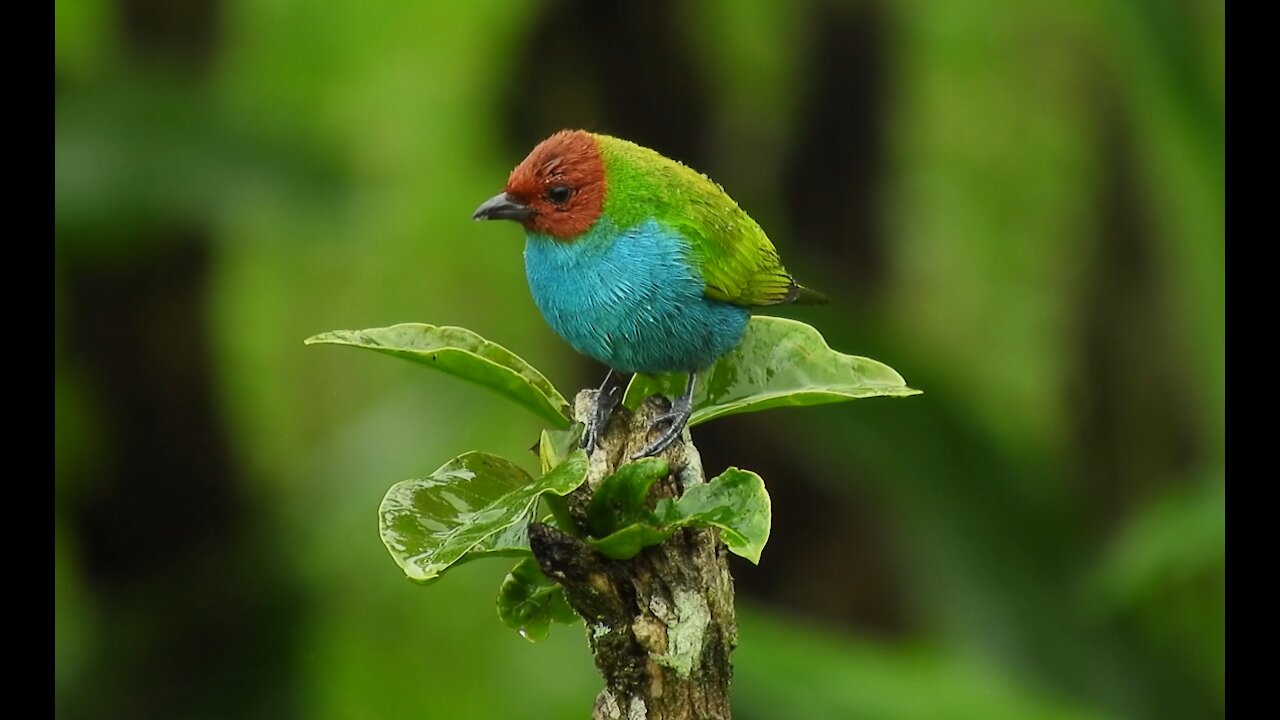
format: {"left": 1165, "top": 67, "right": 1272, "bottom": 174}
{"left": 787, "top": 282, "right": 829, "bottom": 306}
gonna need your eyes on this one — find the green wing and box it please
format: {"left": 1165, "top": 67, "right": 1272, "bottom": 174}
{"left": 669, "top": 190, "right": 798, "bottom": 307}
{"left": 597, "top": 135, "right": 822, "bottom": 308}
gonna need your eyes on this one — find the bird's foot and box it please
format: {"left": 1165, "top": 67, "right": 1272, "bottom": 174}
{"left": 632, "top": 402, "right": 693, "bottom": 459}
{"left": 581, "top": 369, "right": 630, "bottom": 452}
{"left": 632, "top": 372, "right": 698, "bottom": 459}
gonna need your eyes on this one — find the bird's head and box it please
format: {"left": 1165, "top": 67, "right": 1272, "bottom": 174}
{"left": 472, "top": 129, "right": 606, "bottom": 240}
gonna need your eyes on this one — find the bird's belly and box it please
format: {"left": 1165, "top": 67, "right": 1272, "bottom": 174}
{"left": 524, "top": 220, "right": 749, "bottom": 374}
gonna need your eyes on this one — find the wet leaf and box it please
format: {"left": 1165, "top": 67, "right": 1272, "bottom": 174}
{"left": 585, "top": 523, "right": 671, "bottom": 562}
{"left": 588, "top": 468, "right": 770, "bottom": 564}
{"left": 537, "top": 426, "right": 583, "bottom": 475}
{"left": 624, "top": 316, "right": 920, "bottom": 426}
{"left": 379, "top": 450, "right": 588, "bottom": 583}
{"left": 536, "top": 428, "right": 586, "bottom": 534}
{"left": 306, "top": 323, "right": 571, "bottom": 428}
{"left": 585, "top": 458, "right": 670, "bottom": 537}
{"left": 496, "top": 558, "right": 579, "bottom": 643}
{"left": 666, "top": 468, "right": 771, "bottom": 563}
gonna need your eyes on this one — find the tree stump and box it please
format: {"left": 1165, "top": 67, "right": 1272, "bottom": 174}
{"left": 530, "top": 390, "right": 737, "bottom": 720}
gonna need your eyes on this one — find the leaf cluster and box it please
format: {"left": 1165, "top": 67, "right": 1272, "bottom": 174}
{"left": 306, "top": 317, "right": 917, "bottom": 640}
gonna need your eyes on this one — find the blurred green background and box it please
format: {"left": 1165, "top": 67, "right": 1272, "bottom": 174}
{"left": 54, "top": 0, "right": 1224, "bottom": 718}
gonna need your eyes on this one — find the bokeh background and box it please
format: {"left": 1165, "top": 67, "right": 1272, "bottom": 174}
{"left": 54, "top": 1, "right": 1224, "bottom": 718}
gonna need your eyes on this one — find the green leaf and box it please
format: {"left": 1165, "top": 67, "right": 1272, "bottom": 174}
{"left": 665, "top": 468, "right": 771, "bottom": 563}
{"left": 588, "top": 467, "right": 771, "bottom": 564}
{"left": 306, "top": 323, "right": 572, "bottom": 429}
{"left": 537, "top": 426, "right": 583, "bottom": 475}
{"left": 623, "top": 316, "right": 920, "bottom": 426}
{"left": 585, "top": 523, "right": 672, "bottom": 562}
{"left": 496, "top": 558, "right": 579, "bottom": 643}
{"left": 585, "top": 458, "right": 669, "bottom": 537}
{"left": 536, "top": 428, "right": 585, "bottom": 535}
{"left": 379, "top": 450, "right": 589, "bottom": 583}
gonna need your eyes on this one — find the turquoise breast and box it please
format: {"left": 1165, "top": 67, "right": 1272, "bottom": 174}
{"left": 523, "top": 218, "right": 750, "bottom": 374}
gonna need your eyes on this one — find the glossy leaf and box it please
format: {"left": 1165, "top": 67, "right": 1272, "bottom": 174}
{"left": 379, "top": 450, "right": 589, "bottom": 583}
{"left": 586, "top": 523, "right": 670, "bottom": 561}
{"left": 585, "top": 458, "right": 669, "bottom": 537}
{"left": 536, "top": 428, "right": 585, "bottom": 534}
{"left": 667, "top": 468, "right": 771, "bottom": 563}
{"left": 537, "top": 426, "right": 583, "bottom": 475}
{"left": 306, "top": 323, "right": 572, "bottom": 428}
{"left": 588, "top": 467, "right": 771, "bottom": 564}
{"left": 496, "top": 558, "right": 579, "bottom": 643}
{"left": 623, "top": 316, "right": 920, "bottom": 426}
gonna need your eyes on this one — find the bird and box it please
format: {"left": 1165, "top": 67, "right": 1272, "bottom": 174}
{"left": 472, "top": 130, "right": 824, "bottom": 458}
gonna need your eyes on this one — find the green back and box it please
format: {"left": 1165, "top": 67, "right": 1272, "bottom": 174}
{"left": 595, "top": 133, "right": 796, "bottom": 307}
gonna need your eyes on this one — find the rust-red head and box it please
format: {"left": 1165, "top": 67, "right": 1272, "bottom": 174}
{"left": 472, "top": 130, "right": 606, "bottom": 240}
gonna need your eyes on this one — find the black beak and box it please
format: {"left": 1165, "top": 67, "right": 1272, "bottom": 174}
{"left": 472, "top": 192, "right": 533, "bottom": 222}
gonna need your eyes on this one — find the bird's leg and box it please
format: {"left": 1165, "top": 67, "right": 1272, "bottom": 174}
{"left": 582, "top": 369, "right": 632, "bottom": 452}
{"left": 633, "top": 371, "right": 697, "bottom": 459}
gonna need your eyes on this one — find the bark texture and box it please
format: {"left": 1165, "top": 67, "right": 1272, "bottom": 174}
{"left": 530, "top": 391, "right": 737, "bottom": 720}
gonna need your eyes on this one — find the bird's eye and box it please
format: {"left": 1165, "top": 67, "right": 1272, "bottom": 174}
{"left": 547, "top": 185, "right": 572, "bottom": 205}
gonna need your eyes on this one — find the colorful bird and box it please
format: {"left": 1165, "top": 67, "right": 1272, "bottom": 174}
{"left": 473, "top": 130, "right": 824, "bottom": 457}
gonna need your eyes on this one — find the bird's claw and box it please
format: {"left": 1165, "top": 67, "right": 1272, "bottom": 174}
{"left": 580, "top": 415, "right": 604, "bottom": 453}
{"left": 580, "top": 370, "right": 630, "bottom": 453}
{"left": 632, "top": 405, "right": 693, "bottom": 459}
